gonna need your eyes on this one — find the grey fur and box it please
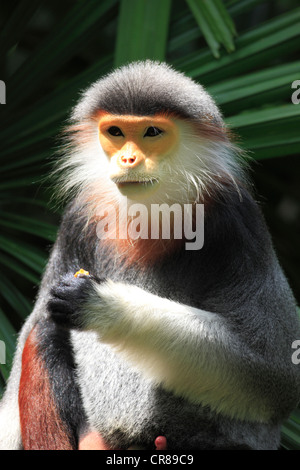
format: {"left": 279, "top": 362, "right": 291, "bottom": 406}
{"left": 0, "top": 61, "right": 299, "bottom": 450}
{"left": 71, "top": 60, "right": 223, "bottom": 126}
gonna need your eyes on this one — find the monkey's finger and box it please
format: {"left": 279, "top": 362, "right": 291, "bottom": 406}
{"left": 47, "top": 298, "right": 74, "bottom": 315}
{"left": 50, "top": 285, "right": 81, "bottom": 301}
{"left": 47, "top": 300, "right": 82, "bottom": 329}
{"left": 59, "top": 273, "right": 89, "bottom": 287}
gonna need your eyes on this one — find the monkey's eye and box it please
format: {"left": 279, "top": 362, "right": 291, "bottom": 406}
{"left": 144, "top": 126, "right": 163, "bottom": 137}
{"left": 107, "top": 126, "right": 124, "bottom": 137}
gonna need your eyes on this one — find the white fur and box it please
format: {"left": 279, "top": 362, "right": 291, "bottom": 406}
{"left": 80, "top": 280, "right": 271, "bottom": 423}
{"left": 0, "top": 398, "right": 22, "bottom": 450}
{"left": 54, "top": 119, "right": 246, "bottom": 222}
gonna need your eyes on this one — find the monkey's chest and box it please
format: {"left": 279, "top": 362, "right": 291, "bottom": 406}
{"left": 71, "top": 330, "right": 216, "bottom": 449}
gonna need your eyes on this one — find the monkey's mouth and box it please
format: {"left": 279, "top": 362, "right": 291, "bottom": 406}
{"left": 112, "top": 177, "right": 159, "bottom": 187}
{"left": 111, "top": 176, "right": 159, "bottom": 198}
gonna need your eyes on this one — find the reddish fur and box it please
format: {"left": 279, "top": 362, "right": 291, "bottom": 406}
{"left": 19, "top": 327, "right": 74, "bottom": 450}
{"left": 79, "top": 177, "right": 209, "bottom": 267}
{"left": 83, "top": 196, "right": 186, "bottom": 267}
{"left": 107, "top": 237, "right": 184, "bottom": 268}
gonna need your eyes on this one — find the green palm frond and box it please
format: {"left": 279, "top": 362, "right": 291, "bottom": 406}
{"left": 115, "top": 0, "right": 172, "bottom": 66}
{"left": 185, "top": 0, "right": 237, "bottom": 58}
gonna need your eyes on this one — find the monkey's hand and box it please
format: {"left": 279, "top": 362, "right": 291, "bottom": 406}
{"left": 47, "top": 273, "right": 101, "bottom": 329}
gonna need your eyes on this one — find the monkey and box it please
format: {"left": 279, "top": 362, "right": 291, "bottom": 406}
{"left": 0, "top": 60, "right": 299, "bottom": 450}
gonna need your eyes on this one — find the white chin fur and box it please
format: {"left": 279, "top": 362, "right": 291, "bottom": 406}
{"left": 55, "top": 119, "right": 245, "bottom": 216}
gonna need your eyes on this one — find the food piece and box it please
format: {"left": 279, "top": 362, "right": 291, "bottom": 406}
{"left": 74, "top": 268, "right": 90, "bottom": 278}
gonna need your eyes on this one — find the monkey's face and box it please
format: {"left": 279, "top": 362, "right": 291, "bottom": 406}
{"left": 98, "top": 114, "right": 179, "bottom": 199}
{"left": 58, "top": 63, "right": 244, "bottom": 215}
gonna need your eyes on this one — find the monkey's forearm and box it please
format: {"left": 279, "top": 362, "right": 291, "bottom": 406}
{"left": 80, "top": 280, "right": 274, "bottom": 422}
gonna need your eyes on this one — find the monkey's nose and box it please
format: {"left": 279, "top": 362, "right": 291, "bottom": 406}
{"left": 120, "top": 155, "right": 137, "bottom": 166}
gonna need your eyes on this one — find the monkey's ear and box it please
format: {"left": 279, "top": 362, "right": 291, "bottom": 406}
{"left": 47, "top": 273, "right": 103, "bottom": 329}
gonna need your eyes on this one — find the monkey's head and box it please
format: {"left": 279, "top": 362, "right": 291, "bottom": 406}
{"left": 58, "top": 61, "right": 245, "bottom": 215}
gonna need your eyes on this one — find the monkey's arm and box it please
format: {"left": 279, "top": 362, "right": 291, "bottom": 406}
{"left": 48, "top": 273, "right": 298, "bottom": 424}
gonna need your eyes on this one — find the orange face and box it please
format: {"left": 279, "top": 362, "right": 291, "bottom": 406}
{"left": 98, "top": 113, "right": 179, "bottom": 197}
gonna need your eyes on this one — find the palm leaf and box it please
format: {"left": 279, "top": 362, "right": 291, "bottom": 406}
{"left": 0, "top": 0, "right": 44, "bottom": 58}
{"left": 175, "top": 8, "right": 300, "bottom": 81}
{"left": 115, "top": 0, "right": 172, "bottom": 66}
{"left": 226, "top": 104, "right": 300, "bottom": 159}
{"left": 6, "top": 0, "right": 118, "bottom": 110}
{"left": 208, "top": 61, "right": 300, "bottom": 114}
{"left": 185, "top": 0, "right": 237, "bottom": 58}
